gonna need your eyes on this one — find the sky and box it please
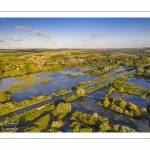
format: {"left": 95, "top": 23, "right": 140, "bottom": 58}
{"left": 0, "top": 18, "right": 150, "bottom": 49}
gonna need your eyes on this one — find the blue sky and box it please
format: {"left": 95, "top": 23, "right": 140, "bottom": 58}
{"left": 0, "top": 18, "right": 150, "bottom": 49}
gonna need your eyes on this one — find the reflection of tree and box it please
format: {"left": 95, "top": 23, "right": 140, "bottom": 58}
{"left": 119, "top": 92, "right": 123, "bottom": 97}
{"left": 18, "top": 116, "right": 25, "bottom": 127}
{"left": 103, "top": 107, "right": 108, "bottom": 112}
{"left": 76, "top": 96, "right": 84, "bottom": 103}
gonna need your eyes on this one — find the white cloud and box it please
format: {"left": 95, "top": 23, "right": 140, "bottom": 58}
{"left": 11, "top": 37, "right": 22, "bottom": 41}
{"left": 29, "top": 30, "right": 51, "bottom": 38}
{"left": 0, "top": 40, "right": 5, "bottom": 42}
{"left": 4, "top": 37, "right": 22, "bottom": 41}
{"left": 16, "top": 25, "right": 51, "bottom": 39}
{"left": 4, "top": 38, "right": 11, "bottom": 40}
{"left": 15, "top": 26, "right": 29, "bottom": 29}
{"left": 88, "top": 33, "right": 102, "bottom": 40}
{"left": 92, "top": 33, "right": 102, "bottom": 36}
{"left": 43, "top": 40, "right": 52, "bottom": 42}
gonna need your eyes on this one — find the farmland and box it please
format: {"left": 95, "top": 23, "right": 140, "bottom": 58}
{"left": 0, "top": 48, "right": 150, "bottom": 132}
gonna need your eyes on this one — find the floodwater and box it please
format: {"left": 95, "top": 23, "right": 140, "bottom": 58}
{"left": 1, "top": 65, "right": 150, "bottom": 132}
{"left": 62, "top": 87, "right": 150, "bottom": 132}
{"left": 125, "top": 76, "right": 150, "bottom": 88}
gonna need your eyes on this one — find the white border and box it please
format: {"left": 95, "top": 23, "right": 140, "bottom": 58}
{"left": 0, "top": 0, "right": 150, "bottom": 12}
{"left": 0, "top": 133, "right": 149, "bottom": 139}
{"left": 1, "top": 12, "right": 150, "bottom": 18}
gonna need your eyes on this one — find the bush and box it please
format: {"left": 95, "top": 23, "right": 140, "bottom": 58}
{"left": 124, "top": 110, "right": 129, "bottom": 115}
{"left": 119, "top": 86, "right": 124, "bottom": 93}
{"left": 120, "top": 126, "right": 136, "bottom": 132}
{"left": 0, "top": 91, "right": 11, "bottom": 103}
{"left": 79, "top": 128, "right": 93, "bottom": 132}
{"left": 128, "top": 102, "right": 138, "bottom": 111}
{"left": 99, "top": 122, "right": 111, "bottom": 132}
{"left": 141, "top": 107, "right": 147, "bottom": 113}
{"left": 51, "top": 120, "right": 63, "bottom": 129}
{"left": 76, "top": 87, "right": 85, "bottom": 96}
{"left": 103, "top": 98, "right": 110, "bottom": 108}
{"left": 113, "top": 125, "right": 120, "bottom": 132}
{"left": 37, "top": 95, "right": 45, "bottom": 101}
{"left": 33, "top": 114, "right": 50, "bottom": 131}
{"left": 119, "top": 101, "right": 127, "bottom": 109}
{"left": 70, "top": 121, "right": 80, "bottom": 132}
{"left": 133, "top": 110, "right": 141, "bottom": 117}
{"left": 56, "top": 102, "right": 72, "bottom": 119}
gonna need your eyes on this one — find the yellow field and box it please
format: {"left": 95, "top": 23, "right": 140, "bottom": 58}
{"left": 37, "top": 51, "right": 64, "bottom": 56}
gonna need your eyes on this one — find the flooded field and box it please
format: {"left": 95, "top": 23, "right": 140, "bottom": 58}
{"left": 0, "top": 65, "right": 150, "bottom": 132}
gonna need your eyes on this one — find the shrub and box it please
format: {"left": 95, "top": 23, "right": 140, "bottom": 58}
{"left": 76, "top": 87, "right": 85, "bottom": 96}
{"left": 124, "top": 110, "right": 129, "bottom": 115}
{"left": 56, "top": 102, "right": 72, "bottom": 119}
{"left": 133, "top": 110, "right": 141, "bottom": 117}
{"left": 128, "top": 102, "right": 138, "bottom": 111}
{"left": 51, "top": 120, "right": 63, "bottom": 129}
{"left": 119, "top": 86, "right": 124, "bottom": 93}
{"left": 111, "top": 104, "right": 115, "bottom": 110}
{"left": 93, "top": 113, "right": 99, "bottom": 118}
{"left": 103, "top": 98, "right": 110, "bottom": 108}
{"left": 120, "top": 126, "right": 136, "bottom": 132}
{"left": 34, "top": 114, "right": 50, "bottom": 131}
{"left": 0, "top": 91, "right": 11, "bottom": 103}
{"left": 79, "top": 128, "right": 93, "bottom": 132}
{"left": 113, "top": 125, "right": 120, "bottom": 132}
{"left": 99, "top": 122, "right": 111, "bottom": 132}
{"left": 70, "top": 121, "right": 80, "bottom": 132}
{"left": 141, "top": 107, "right": 147, "bottom": 113}
{"left": 119, "top": 101, "right": 127, "bottom": 109}
{"left": 114, "top": 106, "right": 123, "bottom": 113}
{"left": 128, "top": 110, "right": 134, "bottom": 117}
{"left": 37, "top": 95, "right": 45, "bottom": 101}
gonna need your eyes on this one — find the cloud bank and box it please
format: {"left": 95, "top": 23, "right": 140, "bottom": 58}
{"left": 29, "top": 30, "right": 51, "bottom": 39}
{"left": 92, "top": 33, "right": 102, "bottom": 37}
{"left": 15, "top": 25, "right": 51, "bottom": 40}
{"left": 0, "top": 40, "right": 5, "bottom": 42}
{"left": 15, "top": 26, "right": 29, "bottom": 29}
{"left": 4, "top": 37, "right": 22, "bottom": 41}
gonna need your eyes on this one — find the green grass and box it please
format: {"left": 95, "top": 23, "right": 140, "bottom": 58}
{"left": 16, "top": 75, "right": 38, "bottom": 83}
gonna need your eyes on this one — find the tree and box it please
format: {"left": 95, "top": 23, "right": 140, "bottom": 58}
{"left": 56, "top": 103, "right": 72, "bottom": 119}
{"left": 119, "top": 86, "right": 124, "bottom": 93}
{"left": 103, "top": 98, "right": 110, "bottom": 108}
{"left": 119, "top": 101, "right": 127, "bottom": 109}
{"left": 24, "top": 64, "right": 33, "bottom": 73}
{"left": 146, "top": 69, "right": 150, "bottom": 75}
{"left": 76, "top": 87, "right": 85, "bottom": 96}
{"left": 141, "top": 107, "right": 147, "bottom": 113}
{"left": 0, "top": 70, "right": 2, "bottom": 78}
{"left": 137, "top": 67, "right": 144, "bottom": 75}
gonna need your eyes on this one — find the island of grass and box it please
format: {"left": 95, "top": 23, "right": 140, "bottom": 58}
{"left": 16, "top": 75, "right": 38, "bottom": 83}
{"left": 40, "top": 78, "right": 50, "bottom": 84}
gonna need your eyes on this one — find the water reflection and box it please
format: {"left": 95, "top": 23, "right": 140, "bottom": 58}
{"left": 110, "top": 92, "right": 150, "bottom": 108}
{"left": 125, "top": 76, "right": 150, "bottom": 88}
{"left": 76, "top": 96, "right": 84, "bottom": 103}
{"left": 103, "top": 107, "right": 109, "bottom": 112}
